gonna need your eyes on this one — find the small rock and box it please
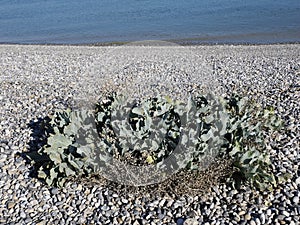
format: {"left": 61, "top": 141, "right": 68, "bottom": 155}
{"left": 101, "top": 205, "right": 110, "bottom": 211}
{"left": 177, "top": 218, "right": 185, "bottom": 225}
{"left": 212, "top": 186, "right": 220, "bottom": 196}
{"left": 112, "top": 193, "right": 118, "bottom": 198}
{"left": 174, "top": 202, "right": 182, "bottom": 209}
{"left": 7, "top": 201, "right": 15, "bottom": 209}
{"left": 20, "top": 211, "right": 26, "bottom": 219}
{"left": 83, "top": 208, "right": 93, "bottom": 216}
{"left": 132, "top": 220, "right": 140, "bottom": 225}
{"left": 25, "top": 217, "right": 32, "bottom": 223}
{"left": 277, "top": 215, "right": 285, "bottom": 221}
{"left": 239, "top": 220, "right": 247, "bottom": 225}
{"left": 159, "top": 199, "right": 166, "bottom": 207}
{"left": 166, "top": 199, "right": 174, "bottom": 207}
{"left": 239, "top": 210, "right": 246, "bottom": 216}
{"left": 51, "top": 188, "right": 59, "bottom": 195}
{"left": 30, "top": 199, "right": 39, "bottom": 206}
{"left": 187, "top": 210, "right": 197, "bottom": 217}
{"left": 282, "top": 211, "right": 290, "bottom": 217}
{"left": 76, "top": 184, "right": 83, "bottom": 191}
{"left": 184, "top": 218, "right": 198, "bottom": 225}
{"left": 255, "top": 218, "right": 261, "bottom": 225}
{"left": 245, "top": 214, "right": 251, "bottom": 220}
{"left": 36, "top": 221, "right": 46, "bottom": 225}
{"left": 234, "top": 215, "right": 241, "bottom": 222}
{"left": 260, "top": 214, "right": 266, "bottom": 224}
{"left": 292, "top": 196, "right": 299, "bottom": 204}
{"left": 79, "top": 204, "right": 86, "bottom": 212}
{"left": 158, "top": 213, "right": 165, "bottom": 220}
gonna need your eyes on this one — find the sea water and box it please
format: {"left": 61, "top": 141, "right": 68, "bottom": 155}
{"left": 0, "top": 0, "right": 299, "bottom": 44}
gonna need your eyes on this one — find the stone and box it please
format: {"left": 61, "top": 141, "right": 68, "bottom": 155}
{"left": 7, "top": 201, "right": 15, "bottom": 209}
{"left": 282, "top": 211, "right": 290, "bottom": 217}
{"left": 101, "top": 205, "right": 110, "bottom": 211}
{"left": 132, "top": 220, "right": 140, "bottom": 225}
{"left": 292, "top": 196, "right": 299, "bottom": 204}
{"left": 51, "top": 188, "right": 59, "bottom": 195}
{"left": 158, "top": 213, "right": 165, "bottom": 220}
{"left": 177, "top": 218, "right": 185, "bottom": 225}
{"left": 249, "top": 220, "right": 256, "bottom": 225}
{"left": 184, "top": 218, "right": 198, "bottom": 225}
{"left": 20, "top": 211, "right": 26, "bottom": 219}
{"left": 245, "top": 214, "right": 251, "bottom": 220}
{"left": 239, "top": 211, "right": 246, "bottom": 216}
{"left": 30, "top": 199, "right": 38, "bottom": 206}
{"left": 260, "top": 213, "right": 266, "bottom": 224}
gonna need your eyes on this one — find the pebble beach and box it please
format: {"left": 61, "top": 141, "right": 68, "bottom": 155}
{"left": 0, "top": 44, "right": 299, "bottom": 224}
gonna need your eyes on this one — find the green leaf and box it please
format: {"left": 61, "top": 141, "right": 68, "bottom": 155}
{"left": 132, "top": 107, "right": 144, "bottom": 116}
{"left": 47, "top": 134, "right": 73, "bottom": 150}
{"left": 229, "top": 145, "right": 241, "bottom": 157}
{"left": 37, "top": 170, "right": 47, "bottom": 179}
{"left": 146, "top": 155, "right": 155, "bottom": 164}
{"left": 48, "top": 150, "right": 62, "bottom": 164}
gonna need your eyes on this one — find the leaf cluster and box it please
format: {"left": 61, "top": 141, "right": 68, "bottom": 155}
{"left": 25, "top": 93, "right": 282, "bottom": 190}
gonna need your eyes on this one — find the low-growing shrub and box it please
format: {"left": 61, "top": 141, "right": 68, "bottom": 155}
{"left": 25, "top": 92, "right": 282, "bottom": 191}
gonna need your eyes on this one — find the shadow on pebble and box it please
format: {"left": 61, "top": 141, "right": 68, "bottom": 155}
{"left": 17, "top": 116, "right": 53, "bottom": 179}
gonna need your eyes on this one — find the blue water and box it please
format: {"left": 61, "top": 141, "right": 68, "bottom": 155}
{"left": 0, "top": 0, "right": 299, "bottom": 44}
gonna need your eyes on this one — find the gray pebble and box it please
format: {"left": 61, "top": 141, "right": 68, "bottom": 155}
{"left": 292, "top": 196, "right": 299, "bottom": 204}
{"left": 101, "top": 205, "right": 110, "bottom": 211}
{"left": 183, "top": 218, "right": 198, "bottom": 225}
{"left": 177, "top": 218, "right": 185, "bottom": 225}
{"left": 245, "top": 214, "right": 251, "bottom": 220}
{"left": 282, "top": 211, "right": 290, "bottom": 217}
{"left": 51, "top": 188, "right": 58, "bottom": 195}
{"left": 260, "top": 213, "right": 266, "bottom": 224}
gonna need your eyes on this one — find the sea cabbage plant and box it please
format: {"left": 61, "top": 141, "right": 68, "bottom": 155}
{"left": 25, "top": 92, "right": 282, "bottom": 190}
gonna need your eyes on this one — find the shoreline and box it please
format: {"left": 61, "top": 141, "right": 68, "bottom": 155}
{"left": 0, "top": 39, "right": 299, "bottom": 47}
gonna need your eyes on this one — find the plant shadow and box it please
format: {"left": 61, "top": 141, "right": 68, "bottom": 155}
{"left": 18, "top": 116, "right": 53, "bottom": 178}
